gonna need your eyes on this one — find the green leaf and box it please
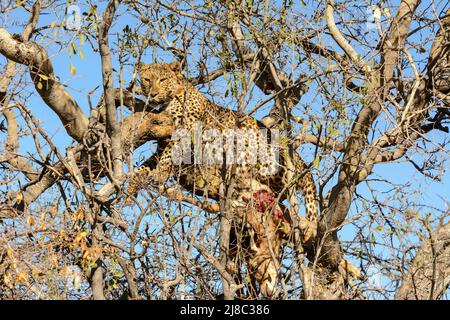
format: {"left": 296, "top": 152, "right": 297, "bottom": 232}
{"left": 313, "top": 156, "right": 320, "bottom": 169}
{"left": 71, "top": 43, "right": 77, "bottom": 55}
{"left": 70, "top": 62, "right": 76, "bottom": 75}
{"left": 196, "top": 177, "right": 205, "bottom": 188}
{"left": 89, "top": 5, "right": 96, "bottom": 15}
{"left": 37, "top": 81, "right": 43, "bottom": 90}
{"left": 79, "top": 49, "right": 84, "bottom": 60}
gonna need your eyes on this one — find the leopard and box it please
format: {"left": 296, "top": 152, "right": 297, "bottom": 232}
{"left": 126, "top": 61, "right": 361, "bottom": 296}
{"left": 129, "top": 61, "right": 319, "bottom": 228}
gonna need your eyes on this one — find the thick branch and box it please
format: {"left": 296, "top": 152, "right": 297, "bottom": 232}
{"left": 316, "top": 0, "right": 420, "bottom": 268}
{"left": 325, "top": 0, "right": 371, "bottom": 74}
{"left": 2, "top": 107, "right": 39, "bottom": 181}
{"left": 0, "top": 28, "right": 89, "bottom": 142}
{"left": 381, "top": 0, "right": 421, "bottom": 89}
{"left": 396, "top": 221, "right": 450, "bottom": 300}
{"left": 99, "top": 0, "right": 123, "bottom": 178}
{"left": 1, "top": 97, "right": 174, "bottom": 218}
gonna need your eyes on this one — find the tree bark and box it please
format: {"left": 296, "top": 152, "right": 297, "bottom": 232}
{"left": 0, "top": 28, "right": 89, "bottom": 142}
{"left": 396, "top": 222, "right": 450, "bottom": 300}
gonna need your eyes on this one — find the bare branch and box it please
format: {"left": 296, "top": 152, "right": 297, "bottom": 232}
{"left": 325, "top": 0, "right": 372, "bottom": 74}
{"left": 98, "top": 0, "right": 123, "bottom": 179}
{"left": 0, "top": 28, "right": 89, "bottom": 141}
{"left": 396, "top": 221, "right": 450, "bottom": 300}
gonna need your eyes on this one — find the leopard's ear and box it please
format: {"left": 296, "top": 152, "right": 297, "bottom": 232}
{"left": 168, "top": 61, "right": 182, "bottom": 72}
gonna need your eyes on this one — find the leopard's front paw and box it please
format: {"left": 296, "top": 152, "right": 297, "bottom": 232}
{"left": 124, "top": 166, "right": 170, "bottom": 205}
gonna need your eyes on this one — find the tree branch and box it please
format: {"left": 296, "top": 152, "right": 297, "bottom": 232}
{"left": 396, "top": 221, "right": 450, "bottom": 300}
{"left": 0, "top": 28, "right": 89, "bottom": 142}
{"left": 325, "top": 0, "right": 372, "bottom": 74}
{"left": 315, "top": 0, "right": 420, "bottom": 270}
{"left": 99, "top": 0, "right": 123, "bottom": 179}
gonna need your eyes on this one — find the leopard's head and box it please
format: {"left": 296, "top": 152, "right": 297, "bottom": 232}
{"left": 138, "top": 61, "right": 185, "bottom": 103}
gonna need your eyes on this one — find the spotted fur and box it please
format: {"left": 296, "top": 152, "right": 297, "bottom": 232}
{"left": 129, "top": 61, "right": 318, "bottom": 225}
{"left": 127, "top": 61, "right": 320, "bottom": 296}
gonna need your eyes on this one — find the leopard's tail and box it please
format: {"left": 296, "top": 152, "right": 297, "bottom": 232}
{"left": 293, "top": 153, "right": 319, "bottom": 226}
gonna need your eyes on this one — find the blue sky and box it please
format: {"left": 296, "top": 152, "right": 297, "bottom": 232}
{"left": 1, "top": 1, "right": 449, "bottom": 298}
{"left": 4, "top": 0, "right": 448, "bottom": 231}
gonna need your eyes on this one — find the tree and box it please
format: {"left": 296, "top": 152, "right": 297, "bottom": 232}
{"left": 0, "top": 0, "right": 449, "bottom": 300}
